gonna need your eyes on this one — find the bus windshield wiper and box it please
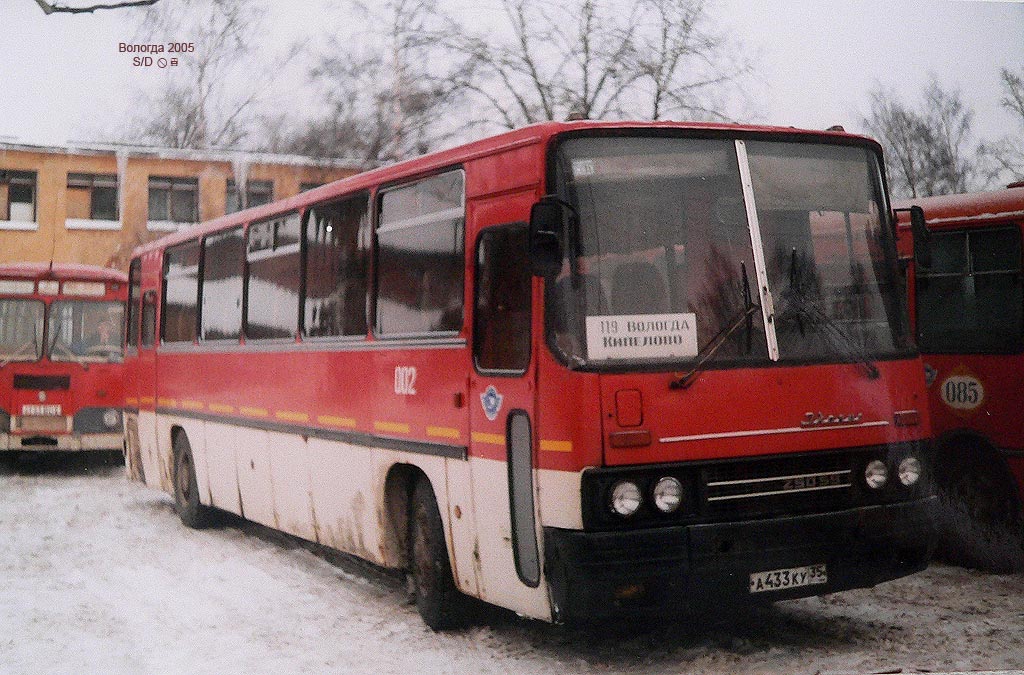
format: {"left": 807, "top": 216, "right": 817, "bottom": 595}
{"left": 48, "top": 333, "right": 92, "bottom": 370}
{"left": 781, "top": 249, "right": 879, "bottom": 379}
{"left": 0, "top": 340, "right": 37, "bottom": 369}
{"left": 671, "top": 262, "right": 759, "bottom": 390}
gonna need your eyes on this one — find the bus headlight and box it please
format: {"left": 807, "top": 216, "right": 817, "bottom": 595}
{"left": 102, "top": 408, "right": 121, "bottom": 429}
{"left": 610, "top": 480, "right": 642, "bottom": 517}
{"left": 865, "top": 460, "right": 888, "bottom": 490}
{"left": 898, "top": 456, "right": 922, "bottom": 486}
{"left": 652, "top": 476, "right": 683, "bottom": 513}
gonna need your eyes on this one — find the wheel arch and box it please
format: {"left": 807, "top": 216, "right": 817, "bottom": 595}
{"left": 381, "top": 462, "right": 431, "bottom": 570}
{"left": 934, "top": 427, "right": 1021, "bottom": 504}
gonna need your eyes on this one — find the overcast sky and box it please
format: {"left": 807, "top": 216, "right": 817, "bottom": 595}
{"left": 0, "top": 0, "right": 1021, "bottom": 151}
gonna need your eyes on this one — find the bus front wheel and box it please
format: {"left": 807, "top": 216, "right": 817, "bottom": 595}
{"left": 409, "top": 478, "right": 473, "bottom": 630}
{"left": 934, "top": 441, "right": 1024, "bottom": 573}
{"left": 172, "top": 433, "right": 213, "bottom": 529}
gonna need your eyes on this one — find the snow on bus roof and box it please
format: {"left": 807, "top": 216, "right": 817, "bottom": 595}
{"left": 0, "top": 262, "right": 127, "bottom": 283}
{"left": 130, "top": 120, "right": 883, "bottom": 258}
{"left": 894, "top": 186, "right": 1024, "bottom": 227}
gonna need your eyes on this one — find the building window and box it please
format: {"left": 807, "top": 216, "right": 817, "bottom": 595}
{"left": 0, "top": 170, "right": 37, "bottom": 226}
{"left": 66, "top": 173, "right": 120, "bottom": 230}
{"left": 246, "top": 212, "right": 301, "bottom": 340}
{"left": 375, "top": 169, "right": 465, "bottom": 336}
{"left": 148, "top": 177, "right": 199, "bottom": 230}
{"left": 226, "top": 179, "right": 273, "bottom": 214}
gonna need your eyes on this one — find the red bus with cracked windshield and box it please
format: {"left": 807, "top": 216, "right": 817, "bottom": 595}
{"left": 0, "top": 263, "right": 127, "bottom": 455}
{"left": 125, "top": 121, "right": 936, "bottom": 628}
{"left": 896, "top": 185, "right": 1024, "bottom": 571}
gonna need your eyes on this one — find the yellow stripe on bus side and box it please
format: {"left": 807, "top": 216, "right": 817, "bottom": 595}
{"left": 540, "top": 440, "right": 572, "bottom": 453}
{"left": 125, "top": 397, "right": 138, "bottom": 406}
{"left": 208, "top": 403, "right": 235, "bottom": 414}
{"left": 471, "top": 432, "right": 505, "bottom": 446}
{"left": 139, "top": 396, "right": 155, "bottom": 405}
{"left": 180, "top": 400, "right": 204, "bottom": 410}
{"left": 240, "top": 406, "right": 269, "bottom": 418}
{"left": 275, "top": 410, "right": 310, "bottom": 423}
{"left": 427, "top": 426, "right": 461, "bottom": 440}
{"left": 317, "top": 415, "right": 357, "bottom": 428}
{"left": 157, "top": 397, "right": 177, "bottom": 408}
{"left": 374, "top": 421, "right": 411, "bottom": 434}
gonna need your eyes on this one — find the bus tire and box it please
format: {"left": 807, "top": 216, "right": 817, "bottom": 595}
{"left": 173, "top": 433, "right": 213, "bottom": 529}
{"left": 409, "top": 478, "right": 473, "bottom": 630}
{"left": 933, "top": 440, "right": 1024, "bottom": 573}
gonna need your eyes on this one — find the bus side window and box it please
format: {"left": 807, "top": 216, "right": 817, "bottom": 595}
{"left": 127, "top": 258, "right": 141, "bottom": 348}
{"left": 246, "top": 212, "right": 301, "bottom": 340}
{"left": 162, "top": 241, "right": 201, "bottom": 344}
{"left": 141, "top": 290, "right": 157, "bottom": 348}
{"left": 201, "top": 226, "right": 245, "bottom": 341}
{"left": 303, "top": 192, "right": 370, "bottom": 338}
{"left": 376, "top": 169, "right": 465, "bottom": 336}
{"left": 474, "top": 224, "right": 531, "bottom": 373}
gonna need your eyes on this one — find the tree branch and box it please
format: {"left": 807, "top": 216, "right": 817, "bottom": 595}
{"left": 34, "top": 0, "right": 158, "bottom": 14}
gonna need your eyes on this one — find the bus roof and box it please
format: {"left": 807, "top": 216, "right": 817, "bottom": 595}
{"left": 0, "top": 262, "right": 127, "bottom": 283}
{"left": 130, "top": 119, "right": 884, "bottom": 258}
{"left": 894, "top": 186, "right": 1024, "bottom": 227}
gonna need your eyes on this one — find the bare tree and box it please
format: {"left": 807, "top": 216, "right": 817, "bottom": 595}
{"left": 282, "top": 0, "right": 472, "bottom": 164}
{"left": 863, "top": 76, "right": 982, "bottom": 199}
{"left": 631, "top": 0, "right": 751, "bottom": 121}
{"left": 443, "top": 0, "right": 752, "bottom": 129}
{"left": 980, "top": 65, "right": 1024, "bottom": 183}
{"left": 124, "top": 0, "right": 289, "bottom": 150}
{"left": 33, "top": 0, "right": 157, "bottom": 14}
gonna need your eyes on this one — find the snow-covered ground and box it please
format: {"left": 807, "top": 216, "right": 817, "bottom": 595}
{"left": 1, "top": 456, "right": 1022, "bottom": 675}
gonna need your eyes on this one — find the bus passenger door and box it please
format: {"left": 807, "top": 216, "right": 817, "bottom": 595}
{"left": 136, "top": 283, "right": 164, "bottom": 490}
{"left": 468, "top": 222, "right": 548, "bottom": 619}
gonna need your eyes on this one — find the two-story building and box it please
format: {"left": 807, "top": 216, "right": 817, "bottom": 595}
{"left": 0, "top": 141, "right": 362, "bottom": 270}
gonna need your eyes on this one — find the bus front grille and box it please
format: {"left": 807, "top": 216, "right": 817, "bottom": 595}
{"left": 701, "top": 452, "right": 855, "bottom": 519}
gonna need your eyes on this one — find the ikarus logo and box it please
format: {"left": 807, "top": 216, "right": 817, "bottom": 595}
{"left": 480, "top": 385, "right": 503, "bottom": 422}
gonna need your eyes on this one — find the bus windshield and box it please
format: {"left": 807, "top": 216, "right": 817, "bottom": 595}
{"left": 550, "top": 135, "right": 911, "bottom": 369}
{"left": 47, "top": 300, "right": 125, "bottom": 363}
{"left": 0, "top": 299, "right": 44, "bottom": 363}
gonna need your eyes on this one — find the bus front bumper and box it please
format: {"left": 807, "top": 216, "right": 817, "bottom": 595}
{"left": 0, "top": 432, "right": 124, "bottom": 452}
{"left": 543, "top": 496, "right": 937, "bottom": 623}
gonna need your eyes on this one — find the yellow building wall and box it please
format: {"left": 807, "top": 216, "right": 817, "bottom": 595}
{"left": 0, "top": 147, "right": 357, "bottom": 271}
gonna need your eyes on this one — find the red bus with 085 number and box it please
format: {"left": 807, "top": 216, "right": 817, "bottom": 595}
{"left": 896, "top": 184, "right": 1024, "bottom": 572}
{"left": 0, "top": 263, "right": 127, "bottom": 455}
{"left": 125, "top": 120, "right": 937, "bottom": 629}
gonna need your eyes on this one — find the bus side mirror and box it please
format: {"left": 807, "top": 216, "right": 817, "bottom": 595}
{"left": 529, "top": 197, "right": 565, "bottom": 277}
{"left": 909, "top": 205, "right": 931, "bottom": 269}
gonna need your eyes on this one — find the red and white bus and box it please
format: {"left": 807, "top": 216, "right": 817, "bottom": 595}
{"left": 126, "top": 121, "right": 936, "bottom": 628}
{"left": 0, "top": 263, "right": 127, "bottom": 455}
{"left": 896, "top": 185, "right": 1024, "bottom": 571}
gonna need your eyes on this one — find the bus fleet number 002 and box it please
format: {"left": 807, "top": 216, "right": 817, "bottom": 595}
{"left": 395, "top": 366, "right": 417, "bottom": 396}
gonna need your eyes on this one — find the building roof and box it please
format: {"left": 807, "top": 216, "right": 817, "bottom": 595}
{"left": 0, "top": 139, "right": 366, "bottom": 171}
{"left": 0, "top": 262, "right": 127, "bottom": 283}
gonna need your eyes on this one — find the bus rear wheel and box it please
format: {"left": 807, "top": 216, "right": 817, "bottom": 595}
{"left": 173, "top": 433, "right": 213, "bottom": 529}
{"left": 934, "top": 442, "right": 1024, "bottom": 573}
{"left": 409, "top": 478, "right": 473, "bottom": 630}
